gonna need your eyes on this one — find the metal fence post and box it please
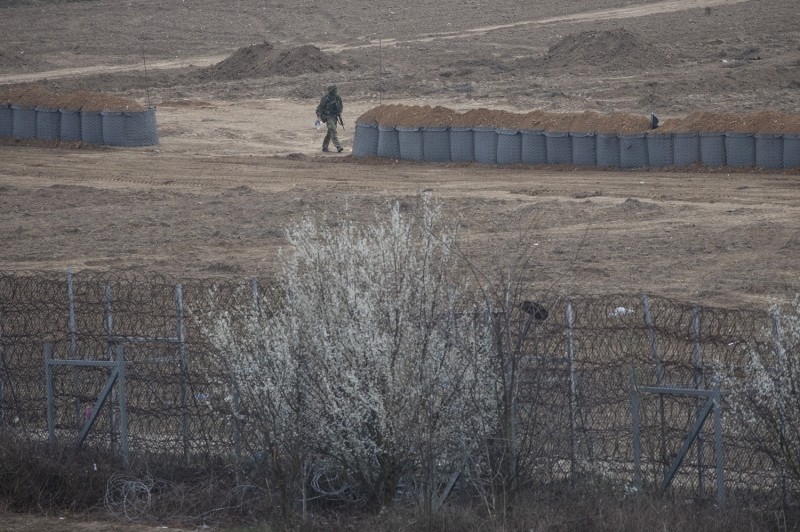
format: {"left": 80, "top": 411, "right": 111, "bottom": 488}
{"left": 67, "top": 269, "right": 80, "bottom": 426}
{"left": 771, "top": 310, "right": 788, "bottom": 508}
{"left": 115, "top": 344, "right": 129, "bottom": 466}
{"left": 712, "top": 381, "right": 725, "bottom": 507}
{"left": 641, "top": 294, "right": 667, "bottom": 474}
{"left": 691, "top": 306, "right": 705, "bottom": 494}
{"left": 630, "top": 368, "right": 642, "bottom": 499}
{"left": 104, "top": 283, "right": 116, "bottom": 451}
{"left": 175, "top": 283, "right": 190, "bottom": 464}
{"left": 44, "top": 342, "right": 55, "bottom": 444}
{"left": 566, "top": 300, "right": 578, "bottom": 482}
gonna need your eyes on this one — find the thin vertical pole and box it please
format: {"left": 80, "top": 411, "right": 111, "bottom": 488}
{"left": 67, "top": 269, "right": 80, "bottom": 426}
{"left": 691, "top": 306, "right": 704, "bottom": 494}
{"left": 566, "top": 300, "right": 578, "bottom": 482}
{"left": 630, "top": 368, "right": 642, "bottom": 499}
{"left": 379, "top": 38, "right": 383, "bottom": 105}
{"left": 104, "top": 283, "right": 116, "bottom": 451}
{"left": 115, "top": 344, "right": 129, "bottom": 466}
{"left": 45, "top": 343, "right": 55, "bottom": 444}
{"left": 175, "top": 284, "right": 189, "bottom": 464}
{"left": 772, "top": 310, "right": 788, "bottom": 508}
{"left": 641, "top": 294, "right": 667, "bottom": 475}
{"left": 0, "top": 312, "right": 5, "bottom": 426}
{"left": 712, "top": 382, "right": 725, "bottom": 507}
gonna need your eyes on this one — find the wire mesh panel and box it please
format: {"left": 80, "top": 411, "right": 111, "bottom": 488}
{"left": 0, "top": 104, "right": 12, "bottom": 137}
{"left": 422, "top": 126, "right": 451, "bottom": 162}
{"left": 11, "top": 104, "right": 37, "bottom": 139}
{"left": 496, "top": 128, "right": 521, "bottom": 164}
{"left": 449, "top": 126, "right": 474, "bottom": 162}
{"left": 725, "top": 133, "right": 755, "bottom": 167}
{"left": 124, "top": 108, "right": 159, "bottom": 147}
{"left": 59, "top": 109, "right": 81, "bottom": 141}
{"left": 700, "top": 133, "right": 726, "bottom": 167}
{"left": 596, "top": 133, "right": 620, "bottom": 167}
{"left": 754, "top": 134, "right": 783, "bottom": 169}
{"left": 521, "top": 129, "right": 547, "bottom": 164}
{"left": 674, "top": 133, "right": 701, "bottom": 166}
{"left": 377, "top": 125, "right": 400, "bottom": 158}
{"left": 352, "top": 122, "right": 379, "bottom": 158}
{"left": 647, "top": 133, "right": 674, "bottom": 167}
{"left": 544, "top": 131, "right": 571, "bottom": 164}
{"left": 783, "top": 134, "right": 800, "bottom": 168}
{"left": 571, "top": 132, "right": 596, "bottom": 166}
{"left": 397, "top": 126, "right": 423, "bottom": 161}
{"left": 81, "top": 111, "right": 103, "bottom": 145}
{"left": 619, "top": 134, "right": 648, "bottom": 169}
{"left": 35, "top": 107, "right": 60, "bottom": 141}
{"left": 473, "top": 127, "right": 498, "bottom": 164}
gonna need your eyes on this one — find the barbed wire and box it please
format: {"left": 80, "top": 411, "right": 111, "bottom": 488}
{"left": 0, "top": 270, "right": 790, "bottom": 510}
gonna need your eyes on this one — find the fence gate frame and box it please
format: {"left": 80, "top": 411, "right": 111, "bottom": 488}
{"left": 630, "top": 368, "right": 725, "bottom": 506}
{"left": 45, "top": 342, "right": 130, "bottom": 465}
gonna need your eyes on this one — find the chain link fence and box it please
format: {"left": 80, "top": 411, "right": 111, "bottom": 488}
{"left": 0, "top": 270, "right": 791, "bottom": 509}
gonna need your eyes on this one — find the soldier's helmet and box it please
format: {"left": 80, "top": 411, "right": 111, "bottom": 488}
{"left": 327, "top": 84, "right": 338, "bottom": 93}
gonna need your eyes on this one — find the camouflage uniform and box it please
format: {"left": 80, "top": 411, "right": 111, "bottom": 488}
{"left": 316, "top": 85, "right": 344, "bottom": 152}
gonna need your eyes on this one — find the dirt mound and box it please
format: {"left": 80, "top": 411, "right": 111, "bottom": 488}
{"left": 198, "top": 42, "right": 349, "bottom": 81}
{"left": 356, "top": 104, "right": 652, "bottom": 132}
{"left": 659, "top": 111, "right": 800, "bottom": 133}
{"left": 0, "top": 85, "right": 145, "bottom": 111}
{"left": 543, "top": 28, "right": 672, "bottom": 71}
{"left": 357, "top": 104, "right": 800, "bottom": 134}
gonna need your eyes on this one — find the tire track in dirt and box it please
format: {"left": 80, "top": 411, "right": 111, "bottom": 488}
{"left": 0, "top": 0, "right": 750, "bottom": 85}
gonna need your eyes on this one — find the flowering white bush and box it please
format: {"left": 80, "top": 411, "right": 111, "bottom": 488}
{"left": 722, "top": 296, "right": 800, "bottom": 499}
{"left": 203, "top": 195, "right": 499, "bottom": 511}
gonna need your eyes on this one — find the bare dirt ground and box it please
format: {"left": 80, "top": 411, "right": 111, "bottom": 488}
{"left": 1, "top": 1, "right": 799, "bottom": 529}
{"left": 1, "top": 1, "right": 799, "bottom": 309}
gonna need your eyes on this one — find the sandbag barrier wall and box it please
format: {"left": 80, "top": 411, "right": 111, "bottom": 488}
{"left": 353, "top": 122, "right": 800, "bottom": 169}
{"left": 0, "top": 103, "right": 159, "bottom": 147}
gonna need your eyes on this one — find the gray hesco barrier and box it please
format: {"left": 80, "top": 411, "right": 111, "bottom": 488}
{"left": 725, "top": 132, "right": 755, "bottom": 167}
{"left": 571, "top": 132, "right": 596, "bottom": 166}
{"left": 755, "top": 134, "right": 783, "bottom": 169}
{"left": 397, "top": 126, "right": 424, "bottom": 161}
{"left": 0, "top": 104, "right": 12, "bottom": 137}
{"left": 11, "top": 105, "right": 37, "bottom": 139}
{"left": 122, "top": 109, "right": 159, "bottom": 147}
{"left": 496, "top": 129, "right": 521, "bottom": 164}
{"left": 700, "top": 132, "right": 726, "bottom": 167}
{"left": 596, "top": 133, "right": 620, "bottom": 167}
{"left": 102, "top": 112, "right": 126, "bottom": 146}
{"left": 522, "top": 130, "right": 547, "bottom": 164}
{"left": 81, "top": 111, "right": 103, "bottom": 145}
{"left": 474, "top": 127, "right": 498, "bottom": 164}
{"left": 619, "top": 133, "right": 648, "bottom": 168}
{"left": 422, "top": 126, "right": 451, "bottom": 162}
{"left": 377, "top": 125, "right": 400, "bottom": 158}
{"left": 785, "top": 134, "right": 800, "bottom": 168}
{"left": 647, "top": 133, "right": 673, "bottom": 167}
{"left": 352, "top": 123, "right": 379, "bottom": 157}
{"left": 450, "top": 127, "right": 474, "bottom": 162}
{"left": 674, "top": 133, "right": 700, "bottom": 166}
{"left": 59, "top": 109, "right": 82, "bottom": 141}
{"left": 36, "top": 107, "right": 60, "bottom": 141}
{"left": 544, "top": 131, "right": 571, "bottom": 164}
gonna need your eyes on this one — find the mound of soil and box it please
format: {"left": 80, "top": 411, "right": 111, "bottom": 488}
{"left": 198, "top": 42, "right": 349, "bottom": 81}
{"left": 543, "top": 28, "right": 672, "bottom": 71}
{"left": 659, "top": 111, "right": 800, "bottom": 133}
{"left": 357, "top": 104, "right": 800, "bottom": 134}
{"left": 0, "top": 85, "right": 145, "bottom": 111}
{"left": 356, "top": 104, "right": 652, "bottom": 133}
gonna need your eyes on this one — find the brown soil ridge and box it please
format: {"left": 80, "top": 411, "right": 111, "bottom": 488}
{"left": 197, "top": 42, "right": 350, "bottom": 81}
{"left": 357, "top": 104, "right": 800, "bottom": 134}
{"left": 0, "top": 85, "right": 145, "bottom": 112}
{"left": 540, "top": 28, "right": 674, "bottom": 71}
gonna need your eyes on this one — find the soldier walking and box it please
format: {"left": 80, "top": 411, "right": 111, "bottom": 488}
{"left": 316, "top": 84, "right": 344, "bottom": 153}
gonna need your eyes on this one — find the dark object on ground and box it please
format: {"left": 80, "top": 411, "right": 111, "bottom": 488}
{"left": 521, "top": 300, "right": 549, "bottom": 321}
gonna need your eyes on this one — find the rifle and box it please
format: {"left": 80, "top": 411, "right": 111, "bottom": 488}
{"left": 337, "top": 115, "right": 345, "bottom": 129}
